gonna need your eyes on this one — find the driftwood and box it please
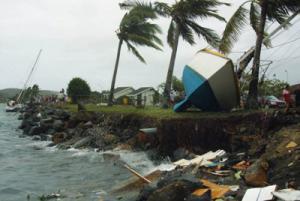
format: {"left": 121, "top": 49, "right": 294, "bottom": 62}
{"left": 123, "top": 164, "right": 151, "bottom": 184}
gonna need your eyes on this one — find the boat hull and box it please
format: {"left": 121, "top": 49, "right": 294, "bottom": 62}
{"left": 174, "top": 49, "right": 239, "bottom": 112}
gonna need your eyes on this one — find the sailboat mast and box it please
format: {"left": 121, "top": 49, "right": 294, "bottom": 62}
{"left": 17, "top": 49, "right": 43, "bottom": 103}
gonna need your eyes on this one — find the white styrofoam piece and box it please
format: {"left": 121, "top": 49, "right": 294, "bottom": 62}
{"left": 273, "top": 189, "right": 300, "bottom": 201}
{"left": 242, "top": 185, "right": 277, "bottom": 201}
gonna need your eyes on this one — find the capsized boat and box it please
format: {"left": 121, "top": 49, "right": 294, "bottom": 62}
{"left": 174, "top": 49, "right": 240, "bottom": 112}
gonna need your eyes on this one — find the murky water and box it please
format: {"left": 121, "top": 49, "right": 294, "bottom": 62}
{"left": 0, "top": 104, "right": 173, "bottom": 201}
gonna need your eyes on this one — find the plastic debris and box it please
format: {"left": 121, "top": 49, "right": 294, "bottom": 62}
{"left": 242, "top": 185, "right": 277, "bottom": 201}
{"left": 229, "top": 185, "right": 239, "bottom": 192}
{"left": 232, "top": 160, "right": 250, "bottom": 170}
{"left": 234, "top": 171, "right": 242, "bottom": 180}
{"left": 286, "top": 141, "right": 298, "bottom": 149}
{"left": 207, "top": 170, "right": 231, "bottom": 177}
{"left": 192, "top": 189, "right": 210, "bottom": 197}
{"left": 272, "top": 189, "right": 300, "bottom": 201}
{"left": 193, "top": 179, "right": 230, "bottom": 199}
{"left": 174, "top": 150, "right": 226, "bottom": 167}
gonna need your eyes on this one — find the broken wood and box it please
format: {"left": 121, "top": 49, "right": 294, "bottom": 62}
{"left": 123, "top": 164, "right": 151, "bottom": 184}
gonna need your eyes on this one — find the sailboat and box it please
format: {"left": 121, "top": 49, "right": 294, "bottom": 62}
{"left": 5, "top": 49, "right": 42, "bottom": 112}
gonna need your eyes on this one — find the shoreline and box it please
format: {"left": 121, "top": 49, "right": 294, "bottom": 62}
{"left": 16, "top": 102, "right": 300, "bottom": 200}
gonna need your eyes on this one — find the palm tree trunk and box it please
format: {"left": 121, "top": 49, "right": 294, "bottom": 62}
{"left": 162, "top": 25, "right": 180, "bottom": 108}
{"left": 108, "top": 39, "right": 123, "bottom": 106}
{"left": 246, "top": 0, "right": 268, "bottom": 109}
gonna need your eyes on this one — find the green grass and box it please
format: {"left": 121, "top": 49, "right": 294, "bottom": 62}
{"left": 61, "top": 103, "right": 264, "bottom": 120}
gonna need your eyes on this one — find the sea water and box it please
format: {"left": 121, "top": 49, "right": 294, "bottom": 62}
{"left": 0, "top": 104, "right": 174, "bottom": 201}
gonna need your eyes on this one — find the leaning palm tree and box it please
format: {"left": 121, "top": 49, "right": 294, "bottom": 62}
{"left": 108, "top": 2, "right": 162, "bottom": 106}
{"left": 153, "top": 0, "right": 229, "bottom": 107}
{"left": 220, "top": 0, "right": 300, "bottom": 108}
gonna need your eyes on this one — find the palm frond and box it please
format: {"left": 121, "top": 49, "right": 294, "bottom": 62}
{"left": 219, "top": 5, "right": 249, "bottom": 54}
{"left": 185, "top": 19, "right": 220, "bottom": 48}
{"left": 167, "top": 20, "right": 176, "bottom": 48}
{"left": 174, "top": 0, "right": 230, "bottom": 19}
{"left": 127, "top": 34, "right": 162, "bottom": 50}
{"left": 179, "top": 22, "right": 195, "bottom": 45}
{"left": 132, "top": 23, "right": 162, "bottom": 35}
{"left": 119, "top": 0, "right": 140, "bottom": 10}
{"left": 272, "top": 0, "right": 300, "bottom": 13}
{"left": 154, "top": 2, "right": 172, "bottom": 17}
{"left": 117, "top": 2, "right": 163, "bottom": 63}
{"left": 266, "top": 3, "right": 288, "bottom": 25}
{"left": 123, "top": 22, "right": 163, "bottom": 47}
{"left": 119, "top": 0, "right": 157, "bottom": 20}
{"left": 250, "top": 2, "right": 260, "bottom": 33}
{"left": 203, "top": 11, "right": 227, "bottom": 22}
{"left": 125, "top": 41, "right": 146, "bottom": 63}
{"left": 263, "top": 32, "right": 272, "bottom": 48}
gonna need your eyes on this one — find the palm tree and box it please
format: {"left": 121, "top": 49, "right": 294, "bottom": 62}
{"left": 153, "top": 0, "right": 229, "bottom": 107}
{"left": 108, "top": 1, "right": 162, "bottom": 106}
{"left": 220, "top": 0, "right": 300, "bottom": 108}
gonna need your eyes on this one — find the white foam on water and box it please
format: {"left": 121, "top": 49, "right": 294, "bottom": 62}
{"left": 57, "top": 146, "right": 175, "bottom": 174}
{"left": 27, "top": 141, "right": 52, "bottom": 149}
{"left": 44, "top": 145, "right": 58, "bottom": 153}
{"left": 108, "top": 150, "right": 176, "bottom": 174}
{"left": 67, "top": 147, "right": 90, "bottom": 157}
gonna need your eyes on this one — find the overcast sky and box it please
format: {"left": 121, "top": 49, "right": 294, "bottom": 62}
{"left": 0, "top": 0, "right": 299, "bottom": 91}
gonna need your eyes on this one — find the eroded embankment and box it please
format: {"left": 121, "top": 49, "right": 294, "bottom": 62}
{"left": 18, "top": 103, "right": 300, "bottom": 163}
{"left": 18, "top": 103, "right": 299, "bottom": 157}
{"left": 156, "top": 111, "right": 298, "bottom": 157}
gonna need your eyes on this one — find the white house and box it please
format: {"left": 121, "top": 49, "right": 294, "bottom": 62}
{"left": 100, "top": 87, "right": 134, "bottom": 103}
{"left": 113, "top": 87, "right": 134, "bottom": 99}
{"left": 128, "top": 87, "right": 156, "bottom": 106}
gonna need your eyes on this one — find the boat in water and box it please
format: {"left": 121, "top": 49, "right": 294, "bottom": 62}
{"left": 5, "top": 100, "right": 22, "bottom": 112}
{"left": 174, "top": 49, "right": 240, "bottom": 112}
{"left": 5, "top": 49, "right": 42, "bottom": 113}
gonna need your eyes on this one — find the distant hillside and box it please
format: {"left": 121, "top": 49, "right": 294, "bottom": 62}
{"left": 0, "top": 88, "right": 21, "bottom": 99}
{"left": 0, "top": 88, "right": 58, "bottom": 102}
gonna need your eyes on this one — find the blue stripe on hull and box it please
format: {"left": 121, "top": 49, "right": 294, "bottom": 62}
{"left": 182, "top": 65, "right": 206, "bottom": 96}
{"left": 174, "top": 66, "right": 220, "bottom": 112}
{"left": 189, "top": 81, "right": 220, "bottom": 111}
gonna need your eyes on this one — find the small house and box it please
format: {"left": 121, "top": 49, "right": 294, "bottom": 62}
{"left": 128, "top": 87, "right": 156, "bottom": 106}
{"left": 100, "top": 87, "right": 134, "bottom": 104}
{"left": 113, "top": 87, "right": 134, "bottom": 99}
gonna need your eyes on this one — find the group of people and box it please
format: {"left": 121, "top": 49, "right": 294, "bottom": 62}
{"left": 41, "top": 89, "right": 67, "bottom": 105}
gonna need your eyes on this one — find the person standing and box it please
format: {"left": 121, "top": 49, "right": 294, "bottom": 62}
{"left": 282, "top": 85, "right": 291, "bottom": 113}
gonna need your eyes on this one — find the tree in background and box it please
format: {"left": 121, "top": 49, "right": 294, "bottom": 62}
{"left": 240, "top": 72, "right": 287, "bottom": 98}
{"left": 158, "top": 76, "right": 185, "bottom": 104}
{"left": 31, "top": 84, "right": 40, "bottom": 98}
{"left": 108, "top": 1, "right": 163, "bottom": 106}
{"left": 154, "top": 0, "right": 229, "bottom": 107}
{"left": 89, "top": 91, "right": 102, "bottom": 103}
{"left": 158, "top": 76, "right": 184, "bottom": 94}
{"left": 67, "top": 78, "right": 91, "bottom": 104}
{"left": 219, "top": 0, "right": 300, "bottom": 108}
{"left": 20, "top": 87, "right": 32, "bottom": 103}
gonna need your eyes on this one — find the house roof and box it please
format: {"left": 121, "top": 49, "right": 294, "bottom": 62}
{"left": 114, "top": 87, "right": 133, "bottom": 94}
{"left": 128, "top": 87, "right": 155, "bottom": 96}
